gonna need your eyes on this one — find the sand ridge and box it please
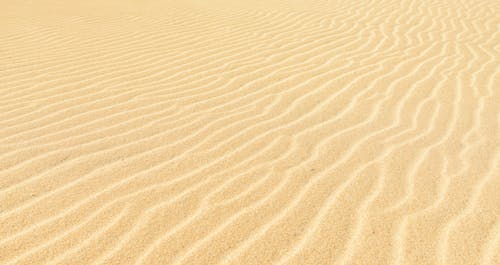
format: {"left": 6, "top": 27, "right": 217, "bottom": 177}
{"left": 1, "top": 0, "right": 499, "bottom": 264}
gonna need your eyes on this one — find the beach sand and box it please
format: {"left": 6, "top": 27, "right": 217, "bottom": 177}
{"left": 1, "top": 0, "right": 499, "bottom": 264}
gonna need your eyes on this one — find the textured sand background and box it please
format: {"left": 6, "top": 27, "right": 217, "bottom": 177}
{"left": 1, "top": 0, "right": 500, "bottom": 264}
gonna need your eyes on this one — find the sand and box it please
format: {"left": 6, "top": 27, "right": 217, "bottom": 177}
{"left": 1, "top": 0, "right": 499, "bottom": 264}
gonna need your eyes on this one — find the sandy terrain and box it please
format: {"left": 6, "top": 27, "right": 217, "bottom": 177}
{"left": 1, "top": 0, "right": 499, "bottom": 264}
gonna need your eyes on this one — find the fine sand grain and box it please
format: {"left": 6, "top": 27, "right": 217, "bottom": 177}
{"left": 1, "top": 0, "right": 499, "bottom": 264}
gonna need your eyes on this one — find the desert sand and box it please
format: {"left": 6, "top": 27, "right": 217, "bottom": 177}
{"left": 1, "top": 0, "right": 499, "bottom": 264}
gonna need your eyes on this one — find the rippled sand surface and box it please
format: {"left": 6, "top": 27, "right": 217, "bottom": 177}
{"left": 1, "top": 0, "right": 499, "bottom": 264}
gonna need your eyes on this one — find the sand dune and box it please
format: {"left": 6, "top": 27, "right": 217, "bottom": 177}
{"left": 1, "top": 0, "right": 499, "bottom": 264}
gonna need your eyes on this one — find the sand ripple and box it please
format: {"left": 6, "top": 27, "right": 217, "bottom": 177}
{"left": 1, "top": 0, "right": 499, "bottom": 264}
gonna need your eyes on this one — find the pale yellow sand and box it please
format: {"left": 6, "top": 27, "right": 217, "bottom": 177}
{"left": 1, "top": 0, "right": 499, "bottom": 264}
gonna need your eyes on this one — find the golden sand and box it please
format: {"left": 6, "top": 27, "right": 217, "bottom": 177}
{"left": 1, "top": 0, "right": 499, "bottom": 264}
